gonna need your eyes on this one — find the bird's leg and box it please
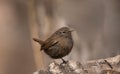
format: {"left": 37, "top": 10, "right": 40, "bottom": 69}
{"left": 61, "top": 58, "right": 68, "bottom": 64}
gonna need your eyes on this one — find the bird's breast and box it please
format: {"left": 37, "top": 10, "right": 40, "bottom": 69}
{"left": 44, "top": 37, "right": 73, "bottom": 59}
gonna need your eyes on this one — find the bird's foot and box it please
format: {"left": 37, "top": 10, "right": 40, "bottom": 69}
{"left": 60, "top": 58, "right": 68, "bottom": 65}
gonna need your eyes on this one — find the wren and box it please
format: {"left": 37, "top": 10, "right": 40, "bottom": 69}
{"left": 33, "top": 27, "right": 73, "bottom": 63}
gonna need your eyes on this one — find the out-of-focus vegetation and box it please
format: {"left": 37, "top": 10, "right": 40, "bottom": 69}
{"left": 0, "top": 0, "right": 120, "bottom": 74}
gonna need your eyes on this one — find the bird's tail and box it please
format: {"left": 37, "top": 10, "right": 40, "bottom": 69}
{"left": 33, "top": 38, "right": 45, "bottom": 45}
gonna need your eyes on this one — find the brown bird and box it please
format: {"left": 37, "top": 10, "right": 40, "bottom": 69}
{"left": 33, "top": 27, "right": 73, "bottom": 63}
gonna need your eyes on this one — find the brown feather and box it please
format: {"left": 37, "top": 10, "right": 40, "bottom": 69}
{"left": 33, "top": 38, "right": 45, "bottom": 45}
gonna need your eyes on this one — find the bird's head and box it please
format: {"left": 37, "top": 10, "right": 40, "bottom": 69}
{"left": 55, "top": 27, "right": 74, "bottom": 38}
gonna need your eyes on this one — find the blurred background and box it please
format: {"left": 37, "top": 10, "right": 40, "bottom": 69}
{"left": 0, "top": 0, "right": 120, "bottom": 74}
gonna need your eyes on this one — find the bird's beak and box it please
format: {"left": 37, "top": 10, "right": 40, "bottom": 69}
{"left": 70, "top": 30, "right": 74, "bottom": 32}
{"left": 68, "top": 30, "right": 74, "bottom": 32}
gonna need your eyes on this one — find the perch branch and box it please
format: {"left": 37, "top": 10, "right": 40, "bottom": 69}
{"left": 33, "top": 55, "right": 120, "bottom": 74}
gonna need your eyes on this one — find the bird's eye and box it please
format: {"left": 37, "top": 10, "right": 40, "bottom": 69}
{"left": 63, "top": 31, "right": 66, "bottom": 33}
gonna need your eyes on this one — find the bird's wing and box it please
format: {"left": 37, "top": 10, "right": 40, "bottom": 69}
{"left": 41, "top": 33, "right": 60, "bottom": 50}
{"left": 42, "top": 39, "right": 59, "bottom": 50}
